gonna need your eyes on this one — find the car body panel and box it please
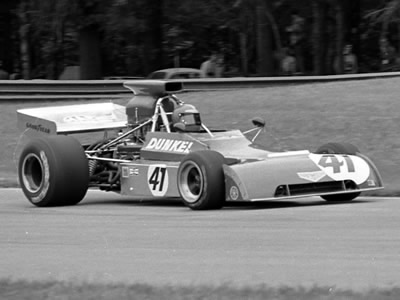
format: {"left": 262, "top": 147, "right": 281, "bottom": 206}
{"left": 140, "top": 132, "right": 208, "bottom": 161}
{"left": 120, "top": 160, "right": 180, "bottom": 198}
{"left": 223, "top": 152, "right": 383, "bottom": 201}
{"left": 118, "top": 130, "right": 383, "bottom": 201}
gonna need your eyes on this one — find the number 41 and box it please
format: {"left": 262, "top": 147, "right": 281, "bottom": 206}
{"left": 318, "top": 155, "right": 355, "bottom": 174}
{"left": 149, "top": 167, "right": 167, "bottom": 191}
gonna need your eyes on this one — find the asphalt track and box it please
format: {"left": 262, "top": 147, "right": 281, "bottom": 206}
{"left": 1, "top": 188, "right": 399, "bottom": 291}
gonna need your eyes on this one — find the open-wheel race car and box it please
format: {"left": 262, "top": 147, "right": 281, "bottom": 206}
{"left": 17, "top": 80, "right": 384, "bottom": 210}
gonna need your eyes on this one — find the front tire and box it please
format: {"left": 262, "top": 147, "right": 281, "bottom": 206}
{"left": 321, "top": 192, "right": 360, "bottom": 202}
{"left": 177, "top": 150, "right": 225, "bottom": 210}
{"left": 18, "top": 136, "right": 89, "bottom": 207}
{"left": 315, "top": 142, "right": 361, "bottom": 202}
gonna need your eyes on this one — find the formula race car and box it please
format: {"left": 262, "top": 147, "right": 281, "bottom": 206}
{"left": 17, "top": 80, "right": 383, "bottom": 210}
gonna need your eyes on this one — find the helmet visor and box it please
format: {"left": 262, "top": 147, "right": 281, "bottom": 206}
{"left": 180, "top": 113, "right": 201, "bottom": 126}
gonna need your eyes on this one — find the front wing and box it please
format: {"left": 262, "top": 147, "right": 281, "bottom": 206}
{"left": 223, "top": 152, "right": 383, "bottom": 202}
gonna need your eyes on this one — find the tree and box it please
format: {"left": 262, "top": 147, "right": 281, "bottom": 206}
{"left": 311, "top": 0, "right": 352, "bottom": 74}
{"left": 16, "top": 0, "right": 107, "bottom": 79}
{"left": 75, "top": 1, "right": 103, "bottom": 79}
{"left": 234, "top": 0, "right": 283, "bottom": 75}
{"left": 11, "top": 0, "right": 391, "bottom": 78}
{"left": 334, "top": 0, "right": 345, "bottom": 74}
{"left": 34, "top": 0, "right": 72, "bottom": 79}
{"left": 16, "top": 1, "right": 31, "bottom": 79}
{"left": 312, "top": 1, "right": 323, "bottom": 74}
{"left": 233, "top": 0, "right": 256, "bottom": 75}
{"left": 102, "top": 0, "right": 165, "bottom": 76}
{"left": 256, "top": 0, "right": 273, "bottom": 75}
{"left": 163, "top": 0, "right": 238, "bottom": 69}
{"left": 366, "top": 0, "right": 400, "bottom": 38}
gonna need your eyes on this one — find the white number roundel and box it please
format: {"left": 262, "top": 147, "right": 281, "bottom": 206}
{"left": 147, "top": 165, "right": 169, "bottom": 196}
{"left": 309, "top": 153, "right": 370, "bottom": 185}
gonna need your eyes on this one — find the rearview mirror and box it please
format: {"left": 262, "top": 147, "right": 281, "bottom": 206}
{"left": 251, "top": 117, "right": 266, "bottom": 128}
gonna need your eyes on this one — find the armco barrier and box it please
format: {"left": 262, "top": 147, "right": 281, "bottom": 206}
{"left": 0, "top": 80, "right": 129, "bottom": 101}
{"left": 1, "top": 72, "right": 400, "bottom": 101}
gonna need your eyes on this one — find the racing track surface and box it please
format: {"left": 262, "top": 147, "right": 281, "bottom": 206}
{"left": 1, "top": 188, "right": 399, "bottom": 291}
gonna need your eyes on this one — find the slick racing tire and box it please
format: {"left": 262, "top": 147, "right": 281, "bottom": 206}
{"left": 177, "top": 150, "right": 225, "bottom": 210}
{"left": 320, "top": 192, "right": 360, "bottom": 202}
{"left": 315, "top": 142, "right": 361, "bottom": 202}
{"left": 18, "top": 136, "right": 89, "bottom": 207}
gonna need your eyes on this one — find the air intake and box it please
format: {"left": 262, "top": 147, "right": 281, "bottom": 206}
{"left": 123, "top": 80, "right": 183, "bottom": 98}
{"left": 274, "top": 180, "right": 358, "bottom": 197}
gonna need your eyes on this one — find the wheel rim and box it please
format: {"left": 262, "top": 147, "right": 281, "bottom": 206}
{"left": 179, "top": 161, "right": 203, "bottom": 203}
{"left": 21, "top": 153, "right": 44, "bottom": 194}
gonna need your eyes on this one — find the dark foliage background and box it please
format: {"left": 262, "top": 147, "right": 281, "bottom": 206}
{"left": 0, "top": 0, "right": 399, "bottom": 79}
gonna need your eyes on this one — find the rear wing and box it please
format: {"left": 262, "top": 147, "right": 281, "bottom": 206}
{"left": 17, "top": 102, "right": 127, "bottom": 136}
{"left": 17, "top": 80, "right": 184, "bottom": 137}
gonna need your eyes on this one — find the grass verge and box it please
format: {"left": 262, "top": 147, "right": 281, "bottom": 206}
{"left": 1, "top": 279, "right": 400, "bottom": 300}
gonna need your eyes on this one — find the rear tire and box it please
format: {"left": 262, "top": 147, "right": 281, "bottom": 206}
{"left": 18, "top": 136, "right": 89, "bottom": 207}
{"left": 177, "top": 150, "right": 225, "bottom": 210}
{"left": 316, "top": 142, "right": 361, "bottom": 202}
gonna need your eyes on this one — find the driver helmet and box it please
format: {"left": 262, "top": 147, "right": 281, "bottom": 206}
{"left": 172, "top": 104, "right": 202, "bottom": 131}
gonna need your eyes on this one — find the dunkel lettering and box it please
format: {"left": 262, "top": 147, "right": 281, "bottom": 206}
{"left": 169, "top": 140, "right": 183, "bottom": 152}
{"left": 145, "top": 138, "right": 193, "bottom": 153}
{"left": 146, "top": 138, "right": 158, "bottom": 149}
{"left": 155, "top": 139, "right": 166, "bottom": 150}
{"left": 161, "top": 139, "right": 174, "bottom": 151}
